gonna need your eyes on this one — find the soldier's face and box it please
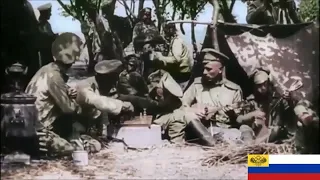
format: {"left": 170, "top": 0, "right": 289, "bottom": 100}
{"left": 203, "top": 61, "right": 223, "bottom": 81}
{"left": 255, "top": 81, "right": 269, "bottom": 95}
{"left": 127, "top": 59, "right": 137, "bottom": 72}
{"left": 142, "top": 9, "right": 152, "bottom": 21}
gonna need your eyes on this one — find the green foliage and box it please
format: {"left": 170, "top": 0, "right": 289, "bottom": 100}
{"left": 171, "top": 0, "right": 207, "bottom": 18}
{"left": 57, "top": 0, "right": 106, "bottom": 22}
{"left": 299, "top": 0, "right": 319, "bottom": 22}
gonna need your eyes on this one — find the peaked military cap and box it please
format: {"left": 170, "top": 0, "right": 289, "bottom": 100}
{"left": 52, "top": 32, "right": 83, "bottom": 64}
{"left": 37, "top": 3, "right": 52, "bottom": 11}
{"left": 147, "top": 69, "right": 167, "bottom": 93}
{"left": 160, "top": 73, "right": 183, "bottom": 98}
{"left": 201, "top": 48, "right": 229, "bottom": 64}
{"left": 94, "top": 60, "right": 123, "bottom": 74}
{"left": 253, "top": 70, "right": 269, "bottom": 85}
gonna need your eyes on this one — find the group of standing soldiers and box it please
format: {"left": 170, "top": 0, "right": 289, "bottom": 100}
{"left": 17, "top": 1, "right": 318, "bottom": 157}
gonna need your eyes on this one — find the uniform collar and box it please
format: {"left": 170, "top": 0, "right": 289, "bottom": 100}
{"left": 50, "top": 62, "right": 69, "bottom": 81}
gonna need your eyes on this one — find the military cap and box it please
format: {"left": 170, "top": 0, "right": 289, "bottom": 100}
{"left": 253, "top": 70, "right": 269, "bottom": 85}
{"left": 160, "top": 73, "right": 183, "bottom": 98}
{"left": 37, "top": 3, "right": 52, "bottom": 12}
{"left": 94, "top": 60, "right": 123, "bottom": 75}
{"left": 147, "top": 70, "right": 167, "bottom": 93}
{"left": 201, "top": 48, "right": 229, "bottom": 64}
{"left": 51, "top": 32, "right": 83, "bottom": 64}
{"left": 147, "top": 70, "right": 182, "bottom": 97}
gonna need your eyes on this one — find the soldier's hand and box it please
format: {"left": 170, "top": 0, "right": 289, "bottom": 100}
{"left": 154, "top": 51, "right": 163, "bottom": 60}
{"left": 282, "top": 90, "right": 291, "bottom": 99}
{"left": 193, "top": 108, "right": 206, "bottom": 120}
{"left": 298, "top": 112, "right": 313, "bottom": 126}
{"left": 122, "top": 101, "right": 134, "bottom": 113}
{"left": 251, "top": 110, "right": 265, "bottom": 118}
{"left": 185, "top": 111, "right": 204, "bottom": 121}
{"left": 68, "top": 87, "right": 78, "bottom": 99}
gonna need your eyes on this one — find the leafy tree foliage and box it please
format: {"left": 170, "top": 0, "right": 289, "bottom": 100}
{"left": 298, "top": 0, "right": 319, "bottom": 22}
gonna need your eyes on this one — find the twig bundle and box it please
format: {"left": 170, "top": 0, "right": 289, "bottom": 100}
{"left": 202, "top": 143, "right": 295, "bottom": 167}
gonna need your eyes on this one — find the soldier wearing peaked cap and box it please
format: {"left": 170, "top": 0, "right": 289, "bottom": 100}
{"left": 152, "top": 22, "right": 194, "bottom": 90}
{"left": 118, "top": 53, "right": 149, "bottom": 97}
{"left": 245, "top": 0, "right": 301, "bottom": 25}
{"left": 236, "top": 69, "right": 298, "bottom": 144}
{"left": 181, "top": 48, "right": 245, "bottom": 146}
{"left": 145, "top": 70, "right": 187, "bottom": 143}
{"left": 25, "top": 33, "right": 84, "bottom": 156}
{"left": 75, "top": 60, "right": 134, "bottom": 137}
{"left": 37, "top": 2, "right": 57, "bottom": 67}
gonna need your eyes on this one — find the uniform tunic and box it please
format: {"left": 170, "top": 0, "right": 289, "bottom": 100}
{"left": 76, "top": 76, "right": 124, "bottom": 118}
{"left": 182, "top": 77, "right": 243, "bottom": 125}
{"left": 158, "top": 36, "right": 193, "bottom": 74}
{"left": 25, "top": 62, "right": 81, "bottom": 154}
{"left": 25, "top": 62, "right": 81, "bottom": 129}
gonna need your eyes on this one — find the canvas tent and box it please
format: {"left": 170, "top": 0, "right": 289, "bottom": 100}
{"left": 201, "top": 22, "right": 319, "bottom": 111}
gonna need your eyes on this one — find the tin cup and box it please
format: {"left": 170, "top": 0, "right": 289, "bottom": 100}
{"left": 72, "top": 150, "right": 88, "bottom": 166}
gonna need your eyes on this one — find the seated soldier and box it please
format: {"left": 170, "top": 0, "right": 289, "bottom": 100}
{"left": 182, "top": 48, "right": 245, "bottom": 146}
{"left": 75, "top": 60, "right": 134, "bottom": 138}
{"left": 147, "top": 70, "right": 187, "bottom": 143}
{"left": 294, "top": 100, "right": 319, "bottom": 154}
{"left": 237, "top": 69, "right": 297, "bottom": 143}
{"left": 25, "top": 33, "right": 96, "bottom": 156}
{"left": 152, "top": 22, "right": 194, "bottom": 90}
{"left": 117, "top": 53, "right": 148, "bottom": 97}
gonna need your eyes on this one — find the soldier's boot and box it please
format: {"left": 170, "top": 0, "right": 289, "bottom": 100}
{"left": 239, "top": 125, "right": 255, "bottom": 143}
{"left": 268, "top": 126, "right": 288, "bottom": 143}
{"left": 188, "top": 119, "right": 217, "bottom": 147}
{"left": 294, "top": 124, "right": 307, "bottom": 154}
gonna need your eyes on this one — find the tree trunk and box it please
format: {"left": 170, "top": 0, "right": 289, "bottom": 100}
{"left": 191, "top": 16, "right": 198, "bottom": 58}
{"left": 138, "top": 0, "right": 145, "bottom": 13}
{"left": 84, "top": 32, "right": 95, "bottom": 73}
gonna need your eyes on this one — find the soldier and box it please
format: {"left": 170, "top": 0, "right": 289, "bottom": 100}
{"left": 117, "top": 53, "right": 149, "bottom": 97}
{"left": 152, "top": 22, "right": 194, "bottom": 90}
{"left": 37, "top": 3, "right": 57, "bottom": 66}
{"left": 182, "top": 48, "right": 244, "bottom": 146}
{"left": 75, "top": 60, "right": 134, "bottom": 137}
{"left": 25, "top": 33, "right": 101, "bottom": 156}
{"left": 294, "top": 100, "right": 319, "bottom": 154}
{"left": 147, "top": 70, "right": 187, "bottom": 143}
{"left": 132, "top": 7, "right": 160, "bottom": 48}
{"left": 245, "top": 0, "right": 301, "bottom": 25}
{"left": 237, "top": 69, "right": 297, "bottom": 143}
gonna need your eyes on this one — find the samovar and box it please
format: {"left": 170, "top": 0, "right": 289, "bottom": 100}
{"left": 1, "top": 63, "right": 38, "bottom": 156}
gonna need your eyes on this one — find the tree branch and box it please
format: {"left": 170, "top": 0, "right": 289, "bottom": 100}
{"left": 118, "top": 0, "right": 137, "bottom": 20}
{"left": 229, "top": 0, "right": 236, "bottom": 13}
{"left": 56, "top": 0, "right": 76, "bottom": 19}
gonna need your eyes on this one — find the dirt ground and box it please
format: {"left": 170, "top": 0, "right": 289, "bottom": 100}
{"left": 1, "top": 142, "right": 248, "bottom": 179}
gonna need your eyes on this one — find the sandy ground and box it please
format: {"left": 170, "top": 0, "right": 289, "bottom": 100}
{"left": 1, "top": 142, "right": 248, "bottom": 179}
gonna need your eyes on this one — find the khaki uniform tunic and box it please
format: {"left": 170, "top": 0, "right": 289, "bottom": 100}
{"left": 182, "top": 77, "right": 243, "bottom": 125}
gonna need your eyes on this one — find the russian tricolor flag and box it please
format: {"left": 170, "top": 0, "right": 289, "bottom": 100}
{"left": 248, "top": 155, "right": 320, "bottom": 180}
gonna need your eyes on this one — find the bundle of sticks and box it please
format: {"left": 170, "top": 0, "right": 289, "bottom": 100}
{"left": 201, "top": 142, "right": 295, "bottom": 166}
